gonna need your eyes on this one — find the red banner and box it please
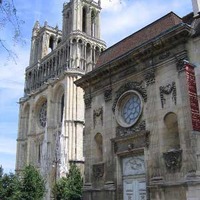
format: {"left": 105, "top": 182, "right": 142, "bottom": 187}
{"left": 185, "top": 64, "right": 200, "bottom": 131}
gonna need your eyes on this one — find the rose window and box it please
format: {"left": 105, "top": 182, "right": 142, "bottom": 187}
{"left": 122, "top": 94, "right": 141, "bottom": 125}
{"left": 115, "top": 91, "right": 142, "bottom": 127}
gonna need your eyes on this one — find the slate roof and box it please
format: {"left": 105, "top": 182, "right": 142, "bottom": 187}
{"left": 96, "top": 12, "right": 183, "bottom": 68}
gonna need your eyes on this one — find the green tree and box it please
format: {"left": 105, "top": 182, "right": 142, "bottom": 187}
{"left": 0, "top": 166, "right": 21, "bottom": 200}
{"left": 20, "top": 165, "right": 46, "bottom": 200}
{"left": 52, "top": 177, "right": 69, "bottom": 200}
{"left": 53, "top": 164, "right": 83, "bottom": 200}
{"left": 0, "top": 165, "right": 46, "bottom": 200}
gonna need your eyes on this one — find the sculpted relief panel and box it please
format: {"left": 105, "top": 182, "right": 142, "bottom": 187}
{"left": 123, "top": 155, "right": 145, "bottom": 176}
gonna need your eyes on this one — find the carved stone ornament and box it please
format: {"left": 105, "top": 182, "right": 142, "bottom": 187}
{"left": 159, "top": 81, "right": 176, "bottom": 108}
{"left": 163, "top": 149, "right": 182, "bottom": 172}
{"left": 176, "top": 56, "right": 189, "bottom": 72}
{"left": 112, "top": 131, "right": 150, "bottom": 154}
{"left": 112, "top": 82, "right": 147, "bottom": 113}
{"left": 93, "top": 107, "right": 103, "bottom": 127}
{"left": 84, "top": 93, "right": 92, "bottom": 109}
{"left": 123, "top": 156, "right": 145, "bottom": 176}
{"left": 116, "top": 120, "right": 146, "bottom": 137}
{"left": 93, "top": 163, "right": 104, "bottom": 179}
{"left": 159, "top": 51, "right": 171, "bottom": 60}
{"left": 144, "top": 68, "right": 156, "bottom": 86}
{"left": 128, "top": 143, "right": 134, "bottom": 151}
{"left": 176, "top": 59, "right": 185, "bottom": 72}
{"left": 104, "top": 88, "right": 112, "bottom": 102}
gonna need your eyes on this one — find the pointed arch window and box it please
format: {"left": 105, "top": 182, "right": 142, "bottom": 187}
{"left": 49, "top": 35, "right": 54, "bottom": 52}
{"left": 82, "top": 7, "right": 87, "bottom": 33}
{"left": 61, "top": 94, "right": 65, "bottom": 122}
{"left": 39, "top": 100, "right": 47, "bottom": 127}
{"left": 57, "top": 38, "right": 62, "bottom": 45}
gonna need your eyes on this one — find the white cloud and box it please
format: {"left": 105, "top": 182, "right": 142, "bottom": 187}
{"left": 100, "top": 0, "right": 192, "bottom": 46}
{"left": 101, "top": 0, "right": 124, "bottom": 12}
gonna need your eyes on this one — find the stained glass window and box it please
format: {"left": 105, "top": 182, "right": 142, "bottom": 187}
{"left": 116, "top": 91, "right": 142, "bottom": 127}
{"left": 122, "top": 94, "right": 141, "bottom": 125}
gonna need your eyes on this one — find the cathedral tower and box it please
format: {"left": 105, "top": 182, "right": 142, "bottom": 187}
{"left": 16, "top": 0, "right": 106, "bottom": 198}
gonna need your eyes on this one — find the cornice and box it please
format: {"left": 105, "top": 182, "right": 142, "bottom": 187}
{"left": 75, "top": 23, "right": 191, "bottom": 89}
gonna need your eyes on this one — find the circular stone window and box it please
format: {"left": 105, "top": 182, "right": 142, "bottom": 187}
{"left": 38, "top": 101, "right": 47, "bottom": 127}
{"left": 115, "top": 91, "right": 142, "bottom": 127}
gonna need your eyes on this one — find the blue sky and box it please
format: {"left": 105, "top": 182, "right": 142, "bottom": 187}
{"left": 0, "top": 0, "right": 193, "bottom": 173}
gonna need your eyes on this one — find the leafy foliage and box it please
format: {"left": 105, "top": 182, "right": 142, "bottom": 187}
{"left": 52, "top": 177, "right": 68, "bottom": 200}
{"left": 20, "top": 165, "right": 46, "bottom": 200}
{"left": 0, "top": 166, "right": 21, "bottom": 200}
{"left": 0, "top": 165, "right": 46, "bottom": 200}
{"left": 53, "top": 164, "right": 83, "bottom": 200}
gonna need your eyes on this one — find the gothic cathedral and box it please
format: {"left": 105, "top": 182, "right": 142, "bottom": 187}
{"left": 16, "top": 0, "right": 106, "bottom": 198}
{"left": 16, "top": 0, "right": 200, "bottom": 200}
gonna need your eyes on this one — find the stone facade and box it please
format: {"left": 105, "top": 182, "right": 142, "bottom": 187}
{"left": 76, "top": 11, "right": 200, "bottom": 200}
{"left": 16, "top": 0, "right": 106, "bottom": 199}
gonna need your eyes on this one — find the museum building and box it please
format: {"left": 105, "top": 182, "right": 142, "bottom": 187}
{"left": 75, "top": 0, "right": 200, "bottom": 199}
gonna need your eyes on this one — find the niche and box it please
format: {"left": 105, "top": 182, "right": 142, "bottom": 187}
{"left": 163, "top": 112, "right": 180, "bottom": 151}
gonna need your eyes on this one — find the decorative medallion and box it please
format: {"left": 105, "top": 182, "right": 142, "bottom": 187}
{"left": 115, "top": 91, "right": 143, "bottom": 128}
{"left": 93, "top": 107, "right": 103, "bottom": 127}
{"left": 112, "top": 82, "right": 147, "bottom": 113}
{"left": 159, "top": 82, "right": 176, "bottom": 108}
{"left": 39, "top": 101, "right": 47, "bottom": 127}
{"left": 93, "top": 163, "right": 104, "bottom": 179}
{"left": 163, "top": 149, "right": 182, "bottom": 172}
